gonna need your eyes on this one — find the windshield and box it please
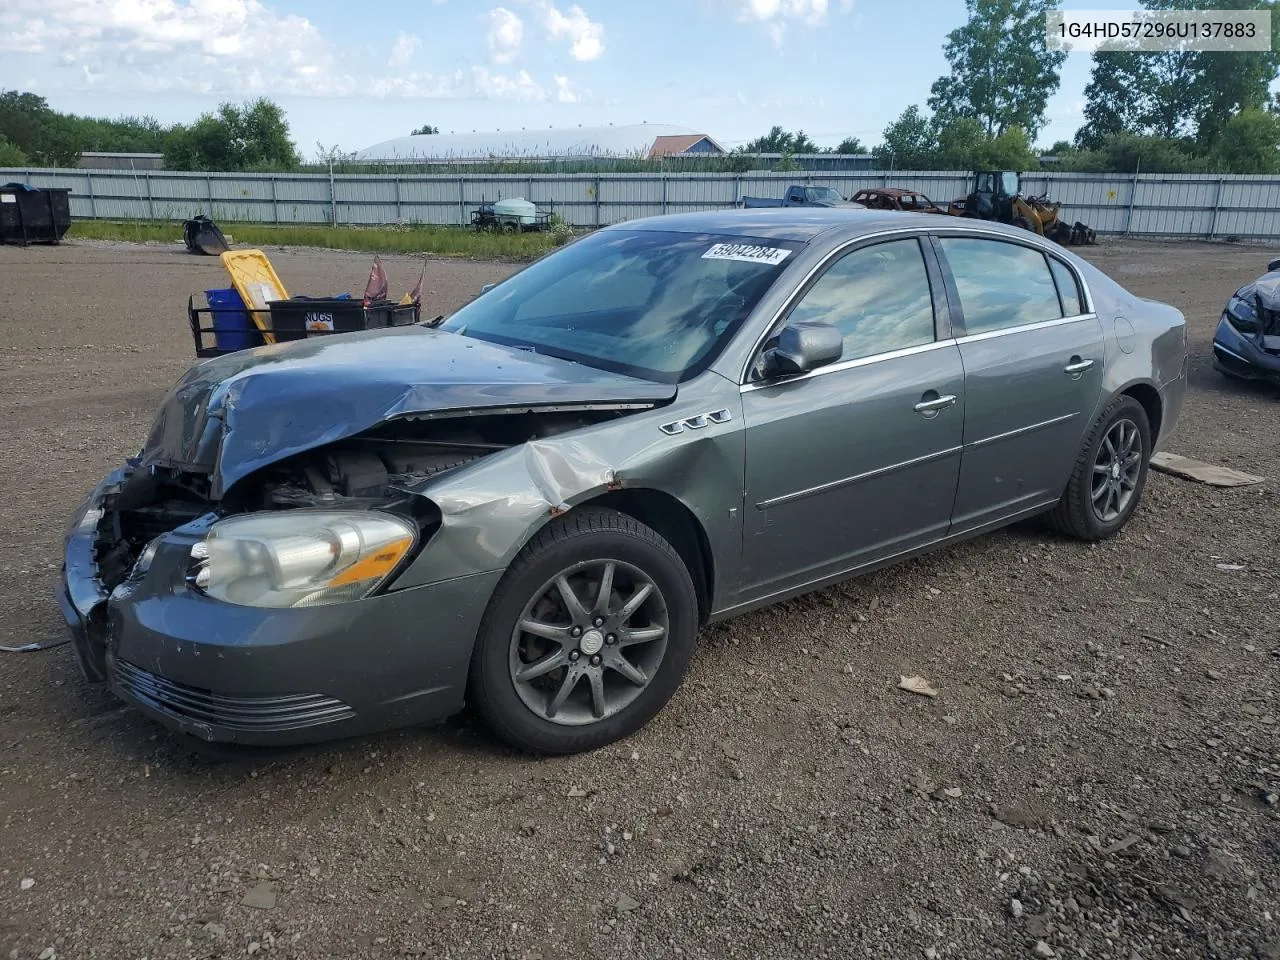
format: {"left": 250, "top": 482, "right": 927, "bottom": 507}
{"left": 808, "top": 187, "right": 843, "bottom": 203}
{"left": 439, "top": 230, "right": 800, "bottom": 383}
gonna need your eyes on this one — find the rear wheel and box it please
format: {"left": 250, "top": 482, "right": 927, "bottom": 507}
{"left": 468, "top": 508, "right": 698, "bottom": 754}
{"left": 1046, "top": 395, "right": 1151, "bottom": 541}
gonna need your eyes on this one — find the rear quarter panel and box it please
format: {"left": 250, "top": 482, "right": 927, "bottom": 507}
{"left": 1073, "top": 256, "right": 1187, "bottom": 442}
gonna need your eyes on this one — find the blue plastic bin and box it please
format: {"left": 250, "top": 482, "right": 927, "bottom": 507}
{"left": 205, "top": 288, "right": 262, "bottom": 352}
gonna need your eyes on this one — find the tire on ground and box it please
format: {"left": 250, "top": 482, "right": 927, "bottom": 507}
{"left": 468, "top": 507, "right": 699, "bottom": 754}
{"left": 1046, "top": 394, "right": 1152, "bottom": 541}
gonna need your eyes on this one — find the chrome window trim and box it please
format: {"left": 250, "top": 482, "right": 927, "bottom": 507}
{"left": 953, "top": 312, "right": 1098, "bottom": 344}
{"left": 738, "top": 223, "right": 1098, "bottom": 386}
{"left": 740, "top": 338, "right": 956, "bottom": 394}
{"left": 755, "top": 445, "right": 963, "bottom": 510}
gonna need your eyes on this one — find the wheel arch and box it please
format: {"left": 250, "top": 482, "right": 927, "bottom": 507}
{"left": 576, "top": 488, "right": 715, "bottom": 627}
{"left": 1114, "top": 380, "right": 1163, "bottom": 444}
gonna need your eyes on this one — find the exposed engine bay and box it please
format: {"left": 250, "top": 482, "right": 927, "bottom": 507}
{"left": 95, "top": 409, "right": 625, "bottom": 593}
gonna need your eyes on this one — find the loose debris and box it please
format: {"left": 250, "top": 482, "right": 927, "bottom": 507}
{"left": 1150, "top": 452, "right": 1263, "bottom": 487}
{"left": 897, "top": 675, "right": 939, "bottom": 698}
{"left": 1, "top": 637, "right": 70, "bottom": 654}
{"left": 241, "top": 882, "right": 278, "bottom": 910}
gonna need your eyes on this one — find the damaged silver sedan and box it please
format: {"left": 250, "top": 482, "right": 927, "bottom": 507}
{"left": 60, "top": 210, "right": 1188, "bottom": 754}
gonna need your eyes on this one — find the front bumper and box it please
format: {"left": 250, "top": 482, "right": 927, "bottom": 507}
{"left": 1213, "top": 315, "right": 1280, "bottom": 382}
{"left": 57, "top": 471, "right": 503, "bottom": 746}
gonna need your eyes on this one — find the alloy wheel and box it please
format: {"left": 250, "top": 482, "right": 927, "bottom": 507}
{"left": 508, "top": 559, "right": 669, "bottom": 726}
{"left": 1091, "top": 418, "right": 1142, "bottom": 523}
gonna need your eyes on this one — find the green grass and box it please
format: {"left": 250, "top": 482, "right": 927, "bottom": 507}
{"left": 68, "top": 220, "right": 565, "bottom": 261}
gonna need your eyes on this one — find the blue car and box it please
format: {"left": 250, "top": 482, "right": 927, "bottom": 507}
{"left": 1214, "top": 256, "right": 1280, "bottom": 383}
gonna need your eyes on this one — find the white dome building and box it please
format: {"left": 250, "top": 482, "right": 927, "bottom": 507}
{"left": 356, "top": 123, "right": 725, "bottom": 163}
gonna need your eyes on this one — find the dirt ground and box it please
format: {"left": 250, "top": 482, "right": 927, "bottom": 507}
{"left": 0, "top": 237, "right": 1276, "bottom": 960}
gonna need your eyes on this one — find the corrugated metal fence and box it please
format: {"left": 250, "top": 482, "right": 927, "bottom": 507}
{"left": 3, "top": 167, "right": 1279, "bottom": 238}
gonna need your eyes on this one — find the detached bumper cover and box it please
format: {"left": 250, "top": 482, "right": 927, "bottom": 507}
{"left": 58, "top": 468, "right": 502, "bottom": 745}
{"left": 1213, "top": 315, "right": 1280, "bottom": 381}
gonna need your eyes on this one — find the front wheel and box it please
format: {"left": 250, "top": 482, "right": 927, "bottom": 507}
{"left": 468, "top": 508, "right": 699, "bottom": 754}
{"left": 1046, "top": 395, "right": 1151, "bottom": 541}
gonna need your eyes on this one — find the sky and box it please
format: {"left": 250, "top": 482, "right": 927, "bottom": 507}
{"left": 0, "top": 0, "right": 1145, "bottom": 159}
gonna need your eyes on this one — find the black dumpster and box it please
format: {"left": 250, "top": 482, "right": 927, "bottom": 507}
{"left": 0, "top": 183, "right": 72, "bottom": 245}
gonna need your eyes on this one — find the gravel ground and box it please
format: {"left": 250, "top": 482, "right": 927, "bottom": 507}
{"left": 1, "top": 237, "right": 1277, "bottom": 960}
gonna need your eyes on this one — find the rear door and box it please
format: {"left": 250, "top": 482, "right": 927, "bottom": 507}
{"left": 932, "top": 234, "right": 1104, "bottom": 533}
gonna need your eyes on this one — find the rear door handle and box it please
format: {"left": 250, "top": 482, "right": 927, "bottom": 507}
{"left": 914, "top": 394, "right": 958, "bottom": 414}
{"left": 1064, "top": 358, "right": 1095, "bottom": 375}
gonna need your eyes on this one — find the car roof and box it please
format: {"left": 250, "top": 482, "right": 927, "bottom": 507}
{"left": 854, "top": 187, "right": 921, "bottom": 197}
{"left": 607, "top": 208, "right": 1024, "bottom": 244}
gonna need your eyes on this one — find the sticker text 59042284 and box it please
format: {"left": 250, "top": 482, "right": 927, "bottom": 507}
{"left": 702, "top": 243, "right": 793, "bottom": 266}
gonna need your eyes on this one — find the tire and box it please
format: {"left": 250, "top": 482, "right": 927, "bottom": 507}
{"left": 1046, "top": 395, "right": 1152, "bottom": 541}
{"left": 468, "top": 507, "right": 699, "bottom": 754}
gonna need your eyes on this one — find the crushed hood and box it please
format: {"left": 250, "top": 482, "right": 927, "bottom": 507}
{"left": 140, "top": 326, "right": 675, "bottom": 497}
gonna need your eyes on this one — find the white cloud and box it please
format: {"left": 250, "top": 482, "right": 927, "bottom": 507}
{"left": 725, "top": 0, "right": 849, "bottom": 43}
{"left": 484, "top": 7, "right": 523, "bottom": 64}
{"left": 737, "top": 0, "right": 829, "bottom": 26}
{"left": 537, "top": 2, "right": 604, "bottom": 61}
{"left": 0, "top": 0, "right": 555, "bottom": 101}
{"left": 554, "top": 74, "right": 578, "bottom": 103}
{"left": 389, "top": 30, "right": 420, "bottom": 67}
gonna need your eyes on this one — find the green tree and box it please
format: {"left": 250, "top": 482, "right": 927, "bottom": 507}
{"left": 833, "top": 136, "right": 865, "bottom": 154}
{"left": 411, "top": 124, "right": 439, "bottom": 135}
{"left": 1077, "top": 2, "right": 1280, "bottom": 150}
{"left": 873, "top": 106, "right": 938, "bottom": 168}
{"left": 0, "top": 136, "right": 28, "bottom": 166}
{"left": 928, "top": 0, "right": 1067, "bottom": 138}
{"left": 740, "top": 126, "right": 819, "bottom": 154}
{"left": 935, "top": 116, "right": 987, "bottom": 168}
{"left": 1076, "top": 51, "right": 1200, "bottom": 148}
{"left": 935, "top": 117, "right": 1040, "bottom": 169}
{"left": 1215, "top": 107, "right": 1280, "bottom": 173}
{"left": 1057, "top": 132, "right": 1200, "bottom": 172}
{"left": 165, "top": 98, "right": 300, "bottom": 171}
{"left": 984, "top": 125, "right": 1039, "bottom": 168}
{"left": 0, "top": 91, "right": 78, "bottom": 165}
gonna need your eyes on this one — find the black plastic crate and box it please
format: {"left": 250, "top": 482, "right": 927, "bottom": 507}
{"left": 189, "top": 295, "right": 421, "bottom": 357}
{"left": 266, "top": 297, "right": 420, "bottom": 342}
{"left": 0, "top": 184, "right": 72, "bottom": 245}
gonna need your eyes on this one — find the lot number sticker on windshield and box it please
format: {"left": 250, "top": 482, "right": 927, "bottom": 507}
{"left": 702, "top": 243, "right": 792, "bottom": 266}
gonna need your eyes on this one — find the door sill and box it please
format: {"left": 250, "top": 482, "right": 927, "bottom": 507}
{"left": 712, "top": 498, "right": 1060, "bottom": 623}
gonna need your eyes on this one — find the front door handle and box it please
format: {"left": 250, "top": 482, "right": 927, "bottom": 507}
{"left": 1064, "top": 357, "right": 1095, "bottom": 375}
{"left": 914, "top": 393, "right": 958, "bottom": 414}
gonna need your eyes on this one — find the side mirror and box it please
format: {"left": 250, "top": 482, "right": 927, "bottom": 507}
{"left": 762, "top": 321, "right": 843, "bottom": 377}
{"left": 1267, "top": 258, "right": 1280, "bottom": 273}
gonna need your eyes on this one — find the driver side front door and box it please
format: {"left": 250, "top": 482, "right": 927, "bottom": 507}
{"left": 736, "top": 236, "right": 965, "bottom": 603}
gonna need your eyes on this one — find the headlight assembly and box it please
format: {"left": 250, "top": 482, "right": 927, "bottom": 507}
{"left": 1225, "top": 295, "right": 1259, "bottom": 334}
{"left": 189, "top": 510, "right": 417, "bottom": 608}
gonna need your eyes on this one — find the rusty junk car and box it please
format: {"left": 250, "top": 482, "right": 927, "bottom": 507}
{"left": 60, "top": 209, "right": 1188, "bottom": 755}
{"left": 849, "top": 188, "right": 948, "bottom": 215}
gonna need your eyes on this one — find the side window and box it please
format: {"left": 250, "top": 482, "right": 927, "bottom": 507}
{"left": 939, "top": 237, "right": 1063, "bottom": 335}
{"left": 1048, "top": 257, "right": 1084, "bottom": 316}
{"left": 786, "top": 238, "right": 936, "bottom": 362}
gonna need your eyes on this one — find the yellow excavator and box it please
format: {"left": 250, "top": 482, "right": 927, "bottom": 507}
{"left": 948, "top": 171, "right": 1096, "bottom": 245}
